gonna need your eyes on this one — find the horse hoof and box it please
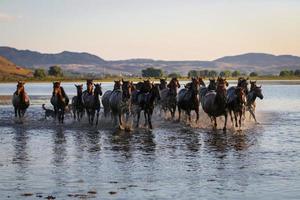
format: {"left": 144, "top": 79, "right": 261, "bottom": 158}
{"left": 223, "top": 127, "right": 227, "bottom": 132}
{"left": 118, "top": 125, "right": 124, "bottom": 130}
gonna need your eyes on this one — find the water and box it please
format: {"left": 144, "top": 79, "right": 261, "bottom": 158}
{"left": 0, "top": 81, "right": 300, "bottom": 199}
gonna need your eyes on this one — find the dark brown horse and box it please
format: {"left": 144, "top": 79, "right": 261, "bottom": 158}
{"left": 159, "top": 78, "right": 167, "bottom": 90}
{"left": 177, "top": 77, "right": 200, "bottom": 123}
{"left": 51, "top": 81, "right": 69, "bottom": 123}
{"left": 227, "top": 87, "right": 246, "bottom": 129}
{"left": 12, "top": 81, "right": 30, "bottom": 118}
{"left": 72, "top": 84, "right": 84, "bottom": 121}
{"left": 201, "top": 77, "right": 228, "bottom": 131}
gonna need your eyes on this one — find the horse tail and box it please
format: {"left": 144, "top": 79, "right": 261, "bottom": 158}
{"left": 42, "top": 104, "right": 47, "bottom": 110}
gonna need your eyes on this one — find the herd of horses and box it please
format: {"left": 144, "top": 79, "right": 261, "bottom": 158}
{"left": 12, "top": 76, "right": 263, "bottom": 131}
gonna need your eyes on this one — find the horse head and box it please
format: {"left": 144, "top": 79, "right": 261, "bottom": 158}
{"left": 217, "top": 77, "right": 228, "bottom": 88}
{"left": 121, "top": 80, "right": 132, "bottom": 100}
{"left": 94, "top": 83, "right": 103, "bottom": 96}
{"left": 191, "top": 77, "right": 200, "bottom": 93}
{"left": 16, "top": 81, "right": 25, "bottom": 95}
{"left": 143, "top": 80, "right": 152, "bottom": 93}
{"left": 167, "top": 78, "right": 180, "bottom": 94}
{"left": 159, "top": 78, "right": 167, "bottom": 90}
{"left": 235, "top": 87, "right": 246, "bottom": 104}
{"left": 208, "top": 78, "right": 216, "bottom": 91}
{"left": 75, "top": 84, "right": 83, "bottom": 95}
{"left": 253, "top": 85, "right": 263, "bottom": 99}
{"left": 86, "top": 79, "right": 94, "bottom": 94}
{"left": 114, "top": 80, "right": 121, "bottom": 90}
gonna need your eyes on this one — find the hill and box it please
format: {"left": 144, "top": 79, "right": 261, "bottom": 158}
{"left": 1, "top": 47, "right": 300, "bottom": 75}
{"left": 0, "top": 56, "right": 32, "bottom": 79}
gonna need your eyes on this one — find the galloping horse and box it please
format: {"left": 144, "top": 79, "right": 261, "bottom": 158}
{"left": 102, "top": 80, "right": 122, "bottom": 117}
{"left": 159, "top": 77, "right": 181, "bottom": 119}
{"left": 134, "top": 81, "right": 161, "bottom": 129}
{"left": 227, "top": 87, "right": 246, "bottom": 129}
{"left": 159, "top": 78, "right": 167, "bottom": 90}
{"left": 177, "top": 77, "right": 200, "bottom": 123}
{"left": 12, "top": 81, "right": 30, "bottom": 118}
{"left": 51, "top": 81, "right": 69, "bottom": 123}
{"left": 109, "top": 80, "right": 132, "bottom": 129}
{"left": 246, "top": 82, "right": 264, "bottom": 123}
{"left": 72, "top": 84, "right": 84, "bottom": 121}
{"left": 201, "top": 77, "right": 228, "bottom": 131}
{"left": 82, "top": 80, "right": 103, "bottom": 125}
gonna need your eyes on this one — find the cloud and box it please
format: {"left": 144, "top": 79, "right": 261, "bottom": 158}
{"left": 0, "top": 12, "right": 21, "bottom": 22}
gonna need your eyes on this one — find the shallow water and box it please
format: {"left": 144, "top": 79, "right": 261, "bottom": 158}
{"left": 0, "top": 81, "right": 300, "bottom": 199}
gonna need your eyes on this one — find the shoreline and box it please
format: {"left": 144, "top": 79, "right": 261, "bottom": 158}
{"left": 1, "top": 76, "right": 300, "bottom": 83}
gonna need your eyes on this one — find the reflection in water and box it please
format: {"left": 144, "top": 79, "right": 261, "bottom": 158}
{"left": 12, "top": 126, "right": 30, "bottom": 186}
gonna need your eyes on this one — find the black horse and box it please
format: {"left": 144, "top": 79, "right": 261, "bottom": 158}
{"left": 134, "top": 81, "right": 161, "bottom": 129}
{"left": 177, "top": 77, "right": 200, "bottom": 123}
{"left": 72, "top": 84, "right": 84, "bottom": 121}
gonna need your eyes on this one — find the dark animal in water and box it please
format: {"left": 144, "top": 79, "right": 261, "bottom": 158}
{"left": 134, "top": 80, "right": 161, "bottom": 129}
{"left": 159, "top": 77, "right": 181, "bottom": 119}
{"left": 82, "top": 81, "right": 103, "bottom": 125}
{"left": 72, "top": 84, "right": 84, "bottom": 121}
{"left": 227, "top": 87, "right": 246, "bottom": 129}
{"left": 109, "top": 80, "right": 132, "bottom": 129}
{"left": 159, "top": 78, "right": 167, "bottom": 90}
{"left": 177, "top": 77, "right": 200, "bottom": 123}
{"left": 51, "top": 81, "right": 69, "bottom": 123}
{"left": 246, "top": 83, "right": 264, "bottom": 123}
{"left": 102, "top": 80, "right": 122, "bottom": 117}
{"left": 201, "top": 77, "right": 228, "bottom": 131}
{"left": 42, "top": 104, "right": 55, "bottom": 119}
{"left": 12, "top": 81, "right": 30, "bottom": 118}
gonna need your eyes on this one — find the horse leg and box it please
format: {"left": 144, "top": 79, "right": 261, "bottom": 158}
{"left": 229, "top": 110, "right": 234, "bottom": 126}
{"left": 177, "top": 106, "right": 181, "bottom": 122}
{"left": 136, "top": 111, "right": 140, "bottom": 128}
{"left": 195, "top": 108, "right": 199, "bottom": 123}
{"left": 14, "top": 107, "right": 17, "bottom": 117}
{"left": 214, "top": 117, "right": 217, "bottom": 129}
{"left": 223, "top": 112, "right": 228, "bottom": 132}
{"left": 73, "top": 107, "right": 76, "bottom": 120}
{"left": 144, "top": 111, "right": 148, "bottom": 127}
{"left": 18, "top": 109, "right": 21, "bottom": 118}
{"left": 118, "top": 113, "right": 123, "bottom": 129}
{"left": 239, "top": 111, "right": 242, "bottom": 129}
{"left": 148, "top": 111, "right": 153, "bottom": 129}
{"left": 62, "top": 108, "right": 65, "bottom": 123}
{"left": 96, "top": 110, "right": 99, "bottom": 126}
{"left": 234, "top": 111, "right": 238, "bottom": 127}
{"left": 249, "top": 108, "right": 257, "bottom": 123}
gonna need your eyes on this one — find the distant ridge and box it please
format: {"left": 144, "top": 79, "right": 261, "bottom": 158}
{"left": 0, "top": 56, "right": 32, "bottom": 78}
{"left": 0, "top": 46, "right": 106, "bottom": 67}
{"left": 1, "top": 46, "right": 300, "bottom": 75}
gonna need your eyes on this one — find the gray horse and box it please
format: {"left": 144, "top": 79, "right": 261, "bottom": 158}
{"left": 109, "top": 80, "right": 132, "bottom": 129}
{"left": 12, "top": 81, "right": 30, "bottom": 118}
{"left": 246, "top": 84, "right": 264, "bottom": 123}
{"left": 102, "top": 80, "right": 122, "bottom": 118}
{"left": 159, "top": 78, "right": 180, "bottom": 119}
{"left": 201, "top": 77, "right": 228, "bottom": 131}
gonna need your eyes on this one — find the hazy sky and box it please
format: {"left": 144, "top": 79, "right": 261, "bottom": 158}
{"left": 1, "top": 0, "right": 300, "bottom": 60}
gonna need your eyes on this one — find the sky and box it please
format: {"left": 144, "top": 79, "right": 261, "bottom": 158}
{"left": 0, "top": 0, "right": 300, "bottom": 60}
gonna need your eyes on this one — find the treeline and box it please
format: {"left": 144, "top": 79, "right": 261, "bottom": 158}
{"left": 33, "top": 66, "right": 64, "bottom": 79}
{"left": 141, "top": 67, "right": 300, "bottom": 78}
{"left": 279, "top": 69, "right": 300, "bottom": 77}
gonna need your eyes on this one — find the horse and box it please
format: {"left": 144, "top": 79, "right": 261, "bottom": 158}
{"left": 109, "top": 80, "right": 132, "bottom": 129}
{"left": 72, "top": 84, "right": 84, "bottom": 121}
{"left": 246, "top": 83, "right": 264, "bottom": 123}
{"left": 201, "top": 77, "right": 228, "bottom": 131}
{"left": 159, "top": 77, "right": 181, "bottom": 119}
{"left": 177, "top": 77, "right": 200, "bottom": 123}
{"left": 134, "top": 81, "right": 161, "bottom": 129}
{"left": 159, "top": 78, "right": 167, "bottom": 90}
{"left": 51, "top": 81, "right": 69, "bottom": 123}
{"left": 227, "top": 87, "right": 246, "bottom": 129}
{"left": 82, "top": 81, "right": 103, "bottom": 125}
{"left": 102, "top": 80, "right": 122, "bottom": 117}
{"left": 12, "top": 81, "right": 30, "bottom": 118}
